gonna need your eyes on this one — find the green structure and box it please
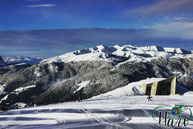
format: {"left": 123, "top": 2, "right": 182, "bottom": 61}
{"left": 140, "top": 76, "right": 176, "bottom": 95}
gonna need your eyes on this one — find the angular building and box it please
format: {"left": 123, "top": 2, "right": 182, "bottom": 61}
{"left": 140, "top": 76, "right": 176, "bottom": 95}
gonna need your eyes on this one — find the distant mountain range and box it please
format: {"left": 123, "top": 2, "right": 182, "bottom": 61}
{"left": 0, "top": 45, "right": 193, "bottom": 106}
{"left": 42, "top": 45, "right": 191, "bottom": 64}
{"left": 3, "top": 56, "right": 43, "bottom": 65}
{"left": 0, "top": 56, "right": 44, "bottom": 67}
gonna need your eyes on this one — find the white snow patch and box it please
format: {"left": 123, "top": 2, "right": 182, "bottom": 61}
{"left": 14, "top": 85, "right": 36, "bottom": 93}
{"left": 0, "top": 94, "right": 8, "bottom": 102}
{"left": 48, "top": 64, "right": 58, "bottom": 73}
{"left": 34, "top": 67, "right": 42, "bottom": 78}
{"left": 73, "top": 81, "right": 90, "bottom": 93}
{"left": 184, "top": 91, "right": 193, "bottom": 96}
{"left": 0, "top": 84, "right": 6, "bottom": 95}
{"left": 15, "top": 63, "right": 27, "bottom": 66}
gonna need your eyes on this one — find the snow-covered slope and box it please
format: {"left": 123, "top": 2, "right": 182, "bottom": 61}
{"left": 95, "top": 78, "right": 165, "bottom": 98}
{"left": 4, "top": 56, "right": 43, "bottom": 65}
{"left": 0, "top": 95, "right": 193, "bottom": 129}
{"left": 42, "top": 45, "right": 192, "bottom": 64}
{"left": 94, "top": 78, "right": 189, "bottom": 98}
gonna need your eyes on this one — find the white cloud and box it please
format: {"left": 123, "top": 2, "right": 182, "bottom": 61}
{"left": 121, "top": 0, "right": 193, "bottom": 17}
{"left": 151, "top": 17, "right": 193, "bottom": 40}
{"left": 23, "top": 4, "right": 56, "bottom": 8}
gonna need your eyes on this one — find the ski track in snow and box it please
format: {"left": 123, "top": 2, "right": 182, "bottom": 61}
{"left": 0, "top": 95, "right": 193, "bottom": 129}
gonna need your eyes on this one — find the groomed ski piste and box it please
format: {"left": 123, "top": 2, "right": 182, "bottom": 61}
{"left": 0, "top": 78, "right": 193, "bottom": 129}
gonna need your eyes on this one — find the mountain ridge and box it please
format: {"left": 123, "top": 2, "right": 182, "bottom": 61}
{"left": 42, "top": 45, "right": 192, "bottom": 64}
{"left": 0, "top": 45, "right": 193, "bottom": 106}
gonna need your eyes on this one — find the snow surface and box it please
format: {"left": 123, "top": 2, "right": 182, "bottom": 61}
{"left": 184, "top": 91, "right": 193, "bottom": 96}
{"left": 41, "top": 45, "right": 193, "bottom": 65}
{"left": 0, "top": 78, "right": 192, "bottom": 129}
{"left": 0, "top": 95, "right": 193, "bottom": 129}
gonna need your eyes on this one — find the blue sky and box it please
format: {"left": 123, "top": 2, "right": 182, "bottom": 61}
{"left": 0, "top": 0, "right": 193, "bottom": 57}
{"left": 0, "top": 0, "right": 154, "bottom": 30}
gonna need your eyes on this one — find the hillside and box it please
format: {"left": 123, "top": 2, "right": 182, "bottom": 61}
{"left": 0, "top": 45, "right": 193, "bottom": 106}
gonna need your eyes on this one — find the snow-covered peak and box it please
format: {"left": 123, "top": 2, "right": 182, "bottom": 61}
{"left": 141, "top": 46, "right": 164, "bottom": 51}
{"left": 4, "top": 56, "right": 44, "bottom": 65}
{"left": 41, "top": 45, "right": 192, "bottom": 64}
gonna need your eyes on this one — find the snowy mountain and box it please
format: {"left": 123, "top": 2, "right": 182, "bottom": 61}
{"left": 42, "top": 45, "right": 192, "bottom": 64}
{"left": 0, "top": 56, "right": 6, "bottom": 67}
{"left": 4, "top": 56, "right": 43, "bottom": 65}
{"left": 0, "top": 45, "right": 193, "bottom": 107}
